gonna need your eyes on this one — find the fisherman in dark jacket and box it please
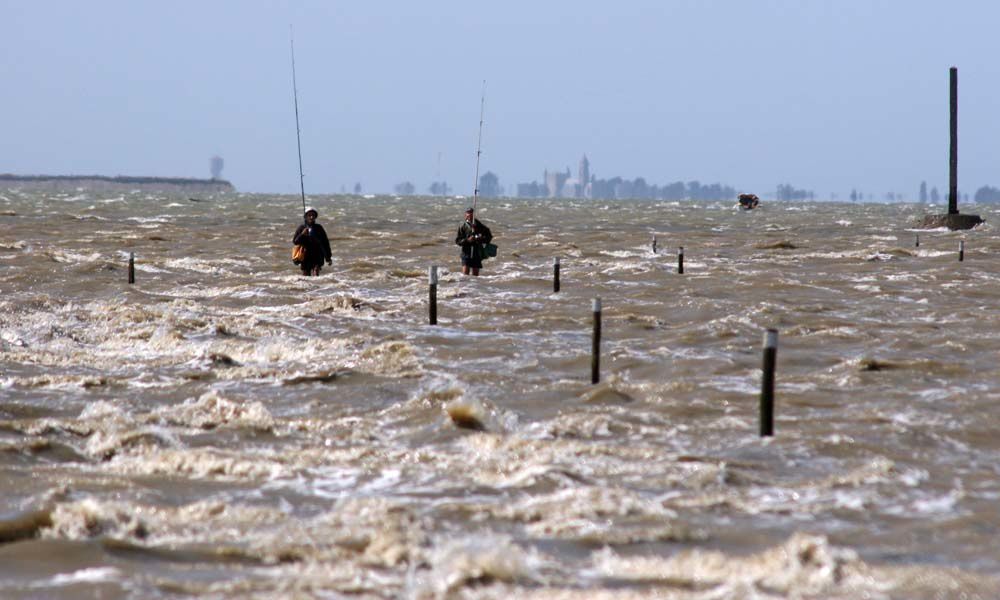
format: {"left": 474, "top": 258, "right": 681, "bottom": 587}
{"left": 292, "top": 207, "right": 332, "bottom": 276}
{"left": 455, "top": 207, "right": 493, "bottom": 276}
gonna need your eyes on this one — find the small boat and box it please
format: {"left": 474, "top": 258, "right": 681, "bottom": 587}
{"left": 738, "top": 193, "right": 760, "bottom": 210}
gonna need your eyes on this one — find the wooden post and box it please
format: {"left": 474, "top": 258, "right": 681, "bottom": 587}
{"left": 915, "top": 234, "right": 920, "bottom": 248}
{"left": 428, "top": 266, "right": 438, "bottom": 325}
{"left": 916, "top": 67, "right": 980, "bottom": 230}
{"left": 760, "top": 329, "right": 777, "bottom": 437}
{"left": 948, "top": 66, "right": 958, "bottom": 215}
{"left": 651, "top": 235, "right": 657, "bottom": 254}
{"left": 553, "top": 257, "right": 560, "bottom": 293}
{"left": 128, "top": 252, "right": 135, "bottom": 284}
{"left": 959, "top": 240, "right": 965, "bottom": 262}
{"left": 591, "top": 298, "right": 601, "bottom": 384}
{"left": 677, "top": 246, "right": 684, "bottom": 274}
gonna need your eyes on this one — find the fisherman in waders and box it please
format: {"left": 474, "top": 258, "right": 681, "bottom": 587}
{"left": 292, "top": 207, "right": 332, "bottom": 276}
{"left": 455, "top": 207, "right": 492, "bottom": 276}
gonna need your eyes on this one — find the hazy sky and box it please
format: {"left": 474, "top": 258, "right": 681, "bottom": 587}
{"left": 2, "top": 1, "right": 998, "bottom": 199}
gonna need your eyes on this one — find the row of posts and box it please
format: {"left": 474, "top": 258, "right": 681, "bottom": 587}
{"left": 120, "top": 236, "right": 967, "bottom": 437}
{"left": 914, "top": 234, "right": 965, "bottom": 262}
{"left": 123, "top": 237, "right": 969, "bottom": 288}
{"left": 424, "top": 260, "right": 777, "bottom": 437}
{"left": 422, "top": 236, "right": 971, "bottom": 330}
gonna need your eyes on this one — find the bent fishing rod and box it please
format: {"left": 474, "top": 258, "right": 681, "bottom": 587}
{"left": 290, "top": 27, "right": 308, "bottom": 225}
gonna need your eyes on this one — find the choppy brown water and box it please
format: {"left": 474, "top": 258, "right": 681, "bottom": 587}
{"left": 2, "top": 189, "right": 1000, "bottom": 598}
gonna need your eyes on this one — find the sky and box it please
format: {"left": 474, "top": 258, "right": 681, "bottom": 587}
{"left": 2, "top": 0, "right": 999, "bottom": 199}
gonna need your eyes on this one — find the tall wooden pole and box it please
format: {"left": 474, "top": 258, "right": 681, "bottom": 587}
{"left": 948, "top": 66, "right": 958, "bottom": 215}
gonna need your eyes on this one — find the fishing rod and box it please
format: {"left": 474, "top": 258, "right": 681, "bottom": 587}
{"left": 290, "top": 27, "right": 307, "bottom": 224}
{"left": 471, "top": 80, "right": 486, "bottom": 215}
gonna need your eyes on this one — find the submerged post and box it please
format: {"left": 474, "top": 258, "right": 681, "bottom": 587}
{"left": 591, "top": 298, "right": 601, "bottom": 384}
{"left": 652, "top": 235, "right": 657, "bottom": 254}
{"left": 915, "top": 234, "right": 920, "bottom": 248}
{"left": 959, "top": 240, "right": 965, "bottom": 262}
{"left": 678, "top": 246, "right": 684, "bottom": 274}
{"left": 553, "top": 257, "right": 561, "bottom": 293}
{"left": 128, "top": 252, "right": 135, "bottom": 284}
{"left": 428, "top": 266, "right": 438, "bottom": 325}
{"left": 760, "top": 329, "right": 777, "bottom": 437}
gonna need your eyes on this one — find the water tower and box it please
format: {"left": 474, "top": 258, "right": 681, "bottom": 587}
{"left": 210, "top": 156, "right": 224, "bottom": 180}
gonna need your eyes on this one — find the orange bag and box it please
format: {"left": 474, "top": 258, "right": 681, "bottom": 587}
{"left": 292, "top": 244, "right": 307, "bottom": 264}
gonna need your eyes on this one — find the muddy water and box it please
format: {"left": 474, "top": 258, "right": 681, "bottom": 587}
{"left": 1, "top": 190, "right": 999, "bottom": 598}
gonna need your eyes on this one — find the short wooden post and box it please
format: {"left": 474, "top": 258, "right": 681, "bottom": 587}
{"left": 677, "top": 246, "right": 684, "bottom": 274}
{"left": 128, "top": 252, "right": 135, "bottom": 284}
{"left": 428, "top": 266, "right": 438, "bottom": 325}
{"left": 553, "top": 257, "right": 560, "bottom": 293}
{"left": 915, "top": 234, "right": 920, "bottom": 248}
{"left": 591, "top": 298, "right": 601, "bottom": 384}
{"left": 959, "top": 240, "right": 965, "bottom": 262}
{"left": 760, "top": 329, "right": 777, "bottom": 437}
{"left": 651, "top": 235, "right": 657, "bottom": 254}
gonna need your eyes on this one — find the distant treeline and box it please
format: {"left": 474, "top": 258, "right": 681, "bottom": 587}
{"left": 591, "top": 178, "right": 736, "bottom": 201}
{"left": 917, "top": 181, "right": 1000, "bottom": 204}
{"left": 975, "top": 186, "right": 1000, "bottom": 203}
{"left": 776, "top": 183, "right": 814, "bottom": 201}
{"left": 0, "top": 173, "right": 232, "bottom": 186}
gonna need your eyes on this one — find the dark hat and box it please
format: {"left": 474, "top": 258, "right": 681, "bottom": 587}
{"left": 465, "top": 207, "right": 474, "bottom": 213}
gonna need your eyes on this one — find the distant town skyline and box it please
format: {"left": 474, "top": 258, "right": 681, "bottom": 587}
{"left": 390, "top": 152, "right": 991, "bottom": 203}
{"left": 2, "top": 2, "right": 999, "bottom": 199}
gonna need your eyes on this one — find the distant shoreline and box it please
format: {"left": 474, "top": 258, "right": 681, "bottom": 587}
{"left": 0, "top": 173, "right": 235, "bottom": 194}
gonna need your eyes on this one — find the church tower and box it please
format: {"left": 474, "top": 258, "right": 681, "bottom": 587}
{"left": 578, "top": 154, "right": 590, "bottom": 198}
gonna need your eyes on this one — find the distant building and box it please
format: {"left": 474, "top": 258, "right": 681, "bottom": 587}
{"left": 514, "top": 155, "right": 592, "bottom": 199}
{"left": 515, "top": 152, "right": 738, "bottom": 200}
{"left": 544, "top": 168, "right": 571, "bottom": 198}
{"left": 560, "top": 178, "right": 580, "bottom": 198}
{"left": 578, "top": 155, "right": 590, "bottom": 198}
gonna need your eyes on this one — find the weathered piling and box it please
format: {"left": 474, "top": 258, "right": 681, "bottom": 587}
{"left": 918, "top": 67, "right": 982, "bottom": 230}
{"left": 652, "top": 235, "right": 657, "bottom": 254}
{"left": 915, "top": 234, "right": 920, "bottom": 248}
{"left": 949, "top": 66, "right": 958, "bottom": 216}
{"left": 553, "top": 257, "right": 560, "bottom": 293}
{"left": 428, "top": 266, "right": 438, "bottom": 325}
{"left": 128, "top": 252, "right": 135, "bottom": 284}
{"left": 591, "top": 298, "right": 601, "bottom": 384}
{"left": 678, "top": 247, "right": 684, "bottom": 274}
{"left": 760, "top": 329, "right": 777, "bottom": 437}
{"left": 959, "top": 240, "right": 965, "bottom": 262}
